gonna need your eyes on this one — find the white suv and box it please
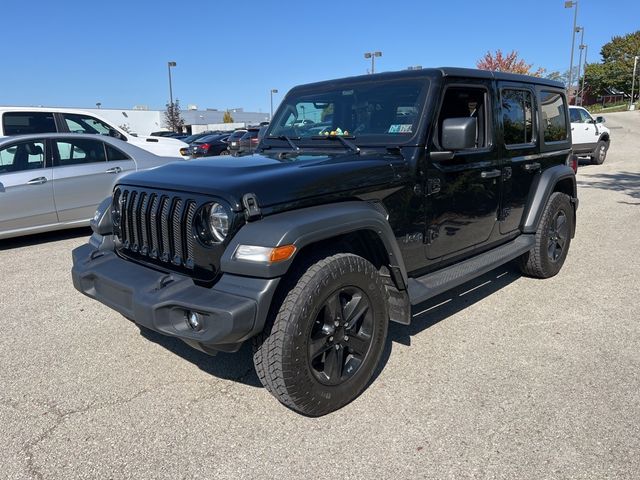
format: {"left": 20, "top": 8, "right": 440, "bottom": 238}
{"left": 0, "top": 107, "right": 187, "bottom": 157}
{"left": 569, "top": 106, "right": 611, "bottom": 165}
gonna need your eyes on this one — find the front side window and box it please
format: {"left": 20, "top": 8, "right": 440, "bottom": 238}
{"left": 54, "top": 138, "right": 107, "bottom": 166}
{"left": 62, "top": 114, "right": 113, "bottom": 135}
{"left": 268, "top": 79, "right": 428, "bottom": 145}
{"left": 502, "top": 89, "right": 534, "bottom": 146}
{"left": 540, "top": 91, "right": 568, "bottom": 143}
{"left": 2, "top": 112, "right": 56, "bottom": 135}
{"left": 0, "top": 141, "right": 45, "bottom": 173}
{"left": 435, "top": 86, "right": 490, "bottom": 150}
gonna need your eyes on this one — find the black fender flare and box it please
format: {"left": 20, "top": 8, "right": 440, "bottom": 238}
{"left": 220, "top": 201, "right": 408, "bottom": 288}
{"left": 521, "top": 165, "right": 577, "bottom": 235}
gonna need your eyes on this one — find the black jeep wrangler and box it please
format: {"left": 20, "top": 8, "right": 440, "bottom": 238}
{"left": 72, "top": 68, "right": 577, "bottom": 416}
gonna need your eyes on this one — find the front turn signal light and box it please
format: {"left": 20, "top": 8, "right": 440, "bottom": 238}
{"left": 234, "top": 244, "right": 297, "bottom": 263}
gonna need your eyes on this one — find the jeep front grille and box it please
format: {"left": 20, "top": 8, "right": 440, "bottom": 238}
{"left": 113, "top": 187, "right": 197, "bottom": 269}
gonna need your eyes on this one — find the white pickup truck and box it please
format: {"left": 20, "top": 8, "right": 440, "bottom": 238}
{"left": 569, "top": 106, "right": 611, "bottom": 165}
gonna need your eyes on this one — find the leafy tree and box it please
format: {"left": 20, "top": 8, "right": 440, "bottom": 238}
{"left": 223, "top": 110, "right": 234, "bottom": 123}
{"left": 164, "top": 99, "right": 185, "bottom": 132}
{"left": 477, "top": 49, "right": 545, "bottom": 77}
{"left": 583, "top": 31, "right": 640, "bottom": 98}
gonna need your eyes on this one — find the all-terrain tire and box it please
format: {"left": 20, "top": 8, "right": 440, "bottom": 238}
{"left": 252, "top": 253, "right": 388, "bottom": 416}
{"left": 519, "top": 192, "right": 573, "bottom": 279}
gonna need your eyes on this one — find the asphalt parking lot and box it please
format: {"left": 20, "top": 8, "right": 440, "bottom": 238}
{"left": 1, "top": 112, "right": 639, "bottom": 480}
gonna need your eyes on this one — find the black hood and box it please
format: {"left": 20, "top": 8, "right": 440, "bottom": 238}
{"left": 118, "top": 151, "right": 403, "bottom": 213}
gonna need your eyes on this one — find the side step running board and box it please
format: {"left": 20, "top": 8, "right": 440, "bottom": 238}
{"left": 408, "top": 235, "right": 535, "bottom": 306}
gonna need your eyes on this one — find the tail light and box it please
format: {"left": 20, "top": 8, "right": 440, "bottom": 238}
{"left": 567, "top": 153, "right": 578, "bottom": 173}
{"left": 251, "top": 137, "right": 259, "bottom": 144}
{"left": 199, "top": 143, "right": 210, "bottom": 151}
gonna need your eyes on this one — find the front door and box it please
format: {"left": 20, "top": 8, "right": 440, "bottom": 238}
{"left": 0, "top": 139, "right": 56, "bottom": 235}
{"left": 425, "top": 82, "right": 501, "bottom": 262}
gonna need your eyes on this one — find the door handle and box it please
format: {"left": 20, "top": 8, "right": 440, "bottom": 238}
{"left": 105, "top": 166, "right": 122, "bottom": 174}
{"left": 27, "top": 177, "right": 47, "bottom": 185}
{"left": 480, "top": 169, "right": 501, "bottom": 179}
{"left": 523, "top": 162, "right": 541, "bottom": 171}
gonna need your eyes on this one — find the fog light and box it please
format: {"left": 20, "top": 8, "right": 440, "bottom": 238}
{"left": 186, "top": 311, "right": 203, "bottom": 331}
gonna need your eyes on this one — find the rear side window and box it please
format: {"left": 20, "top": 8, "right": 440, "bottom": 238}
{"left": 2, "top": 112, "right": 56, "bottom": 135}
{"left": 105, "top": 144, "right": 131, "bottom": 161}
{"left": 54, "top": 138, "right": 107, "bottom": 166}
{"left": 0, "top": 140, "right": 46, "bottom": 173}
{"left": 540, "top": 91, "right": 568, "bottom": 142}
{"left": 501, "top": 89, "right": 534, "bottom": 146}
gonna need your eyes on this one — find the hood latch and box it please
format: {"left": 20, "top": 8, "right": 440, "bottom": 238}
{"left": 242, "top": 193, "right": 262, "bottom": 220}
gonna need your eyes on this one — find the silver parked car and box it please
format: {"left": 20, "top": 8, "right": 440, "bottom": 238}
{"left": 0, "top": 133, "right": 186, "bottom": 239}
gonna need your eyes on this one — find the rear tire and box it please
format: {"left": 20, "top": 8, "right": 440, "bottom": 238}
{"left": 252, "top": 253, "right": 388, "bottom": 416}
{"left": 519, "top": 192, "right": 573, "bottom": 279}
{"left": 591, "top": 140, "right": 608, "bottom": 165}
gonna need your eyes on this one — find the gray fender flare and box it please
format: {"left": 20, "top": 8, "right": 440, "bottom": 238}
{"left": 521, "top": 165, "right": 577, "bottom": 234}
{"left": 220, "top": 201, "right": 408, "bottom": 288}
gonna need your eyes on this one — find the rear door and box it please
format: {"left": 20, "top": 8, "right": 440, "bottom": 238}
{"left": 0, "top": 139, "right": 56, "bottom": 234}
{"left": 51, "top": 137, "right": 134, "bottom": 222}
{"left": 425, "top": 81, "right": 501, "bottom": 261}
{"left": 497, "top": 83, "right": 539, "bottom": 235}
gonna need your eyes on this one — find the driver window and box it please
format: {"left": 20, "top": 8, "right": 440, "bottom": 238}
{"left": 62, "top": 114, "right": 113, "bottom": 135}
{"left": 435, "top": 86, "right": 489, "bottom": 150}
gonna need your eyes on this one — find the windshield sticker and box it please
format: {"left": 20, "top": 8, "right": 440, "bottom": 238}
{"left": 388, "top": 124, "right": 413, "bottom": 133}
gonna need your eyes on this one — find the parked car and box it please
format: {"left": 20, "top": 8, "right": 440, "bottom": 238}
{"left": 238, "top": 127, "right": 261, "bottom": 154}
{"left": 226, "top": 129, "right": 247, "bottom": 155}
{"left": 569, "top": 106, "right": 610, "bottom": 164}
{"left": 0, "top": 108, "right": 188, "bottom": 157}
{"left": 0, "top": 133, "right": 185, "bottom": 239}
{"left": 188, "top": 134, "right": 230, "bottom": 158}
{"left": 73, "top": 67, "right": 577, "bottom": 416}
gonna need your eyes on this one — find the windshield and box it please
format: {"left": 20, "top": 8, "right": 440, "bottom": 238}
{"left": 267, "top": 78, "right": 428, "bottom": 145}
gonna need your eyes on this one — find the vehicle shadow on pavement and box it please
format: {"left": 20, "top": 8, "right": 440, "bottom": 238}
{"left": 0, "top": 227, "right": 91, "bottom": 250}
{"left": 138, "top": 328, "right": 263, "bottom": 388}
{"left": 372, "top": 263, "right": 523, "bottom": 382}
{"left": 137, "top": 263, "right": 523, "bottom": 391}
{"left": 577, "top": 171, "right": 640, "bottom": 200}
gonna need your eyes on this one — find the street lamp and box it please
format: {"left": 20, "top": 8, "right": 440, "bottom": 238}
{"left": 364, "top": 51, "right": 382, "bottom": 74}
{"left": 575, "top": 27, "right": 585, "bottom": 105}
{"left": 270, "top": 88, "right": 278, "bottom": 120}
{"left": 167, "top": 61, "right": 177, "bottom": 107}
{"left": 95, "top": 102, "right": 101, "bottom": 109}
{"left": 630, "top": 56, "right": 639, "bottom": 111}
{"left": 564, "top": 1, "right": 579, "bottom": 103}
{"left": 579, "top": 44, "right": 588, "bottom": 106}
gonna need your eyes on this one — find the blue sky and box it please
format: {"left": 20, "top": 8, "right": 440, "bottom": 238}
{"left": 2, "top": 0, "right": 638, "bottom": 112}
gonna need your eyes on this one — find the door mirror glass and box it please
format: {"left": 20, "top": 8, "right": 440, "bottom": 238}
{"left": 596, "top": 116, "right": 605, "bottom": 124}
{"left": 441, "top": 117, "right": 477, "bottom": 150}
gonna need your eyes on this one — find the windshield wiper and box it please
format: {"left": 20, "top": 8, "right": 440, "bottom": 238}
{"left": 311, "top": 135, "right": 360, "bottom": 154}
{"left": 266, "top": 135, "right": 300, "bottom": 152}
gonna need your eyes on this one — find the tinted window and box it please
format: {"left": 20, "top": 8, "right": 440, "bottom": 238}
{"left": 55, "top": 138, "right": 107, "bottom": 166}
{"left": 502, "top": 89, "right": 534, "bottom": 145}
{"left": 436, "top": 86, "right": 489, "bottom": 149}
{"left": 569, "top": 109, "right": 581, "bottom": 123}
{"left": 0, "top": 141, "right": 46, "bottom": 173}
{"left": 105, "top": 144, "right": 130, "bottom": 161}
{"left": 62, "top": 114, "right": 113, "bottom": 135}
{"left": 2, "top": 112, "right": 56, "bottom": 135}
{"left": 540, "top": 91, "right": 568, "bottom": 142}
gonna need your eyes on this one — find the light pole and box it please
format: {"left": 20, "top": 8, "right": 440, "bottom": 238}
{"left": 564, "top": 1, "right": 579, "bottom": 103}
{"left": 364, "top": 51, "right": 382, "bottom": 74}
{"left": 575, "top": 27, "right": 585, "bottom": 105}
{"left": 270, "top": 88, "right": 278, "bottom": 120}
{"left": 167, "top": 61, "right": 177, "bottom": 106}
{"left": 95, "top": 102, "right": 101, "bottom": 109}
{"left": 579, "top": 44, "right": 588, "bottom": 106}
{"left": 631, "top": 56, "right": 639, "bottom": 111}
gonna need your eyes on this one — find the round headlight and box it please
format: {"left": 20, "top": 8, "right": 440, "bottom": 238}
{"left": 208, "top": 203, "right": 229, "bottom": 242}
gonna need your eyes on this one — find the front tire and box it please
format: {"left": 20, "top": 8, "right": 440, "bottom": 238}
{"left": 252, "top": 253, "right": 388, "bottom": 416}
{"left": 519, "top": 192, "right": 573, "bottom": 279}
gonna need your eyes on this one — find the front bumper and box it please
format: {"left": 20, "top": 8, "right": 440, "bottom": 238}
{"left": 72, "top": 243, "right": 279, "bottom": 353}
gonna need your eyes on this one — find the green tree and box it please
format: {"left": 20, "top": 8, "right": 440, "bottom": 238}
{"left": 164, "top": 99, "right": 185, "bottom": 132}
{"left": 477, "top": 49, "right": 545, "bottom": 77}
{"left": 223, "top": 110, "right": 234, "bottom": 123}
{"left": 583, "top": 30, "right": 640, "bottom": 98}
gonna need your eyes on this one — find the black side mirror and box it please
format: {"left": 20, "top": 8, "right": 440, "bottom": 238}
{"left": 596, "top": 116, "right": 605, "bottom": 124}
{"left": 441, "top": 117, "right": 477, "bottom": 151}
{"left": 109, "top": 128, "right": 126, "bottom": 141}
